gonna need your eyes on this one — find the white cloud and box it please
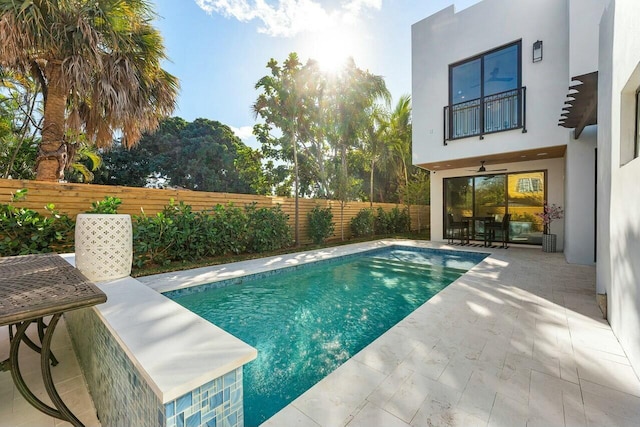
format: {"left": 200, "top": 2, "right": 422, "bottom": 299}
{"left": 230, "top": 125, "right": 255, "bottom": 140}
{"left": 195, "top": 0, "right": 382, "bottom": 37}
{"left": 230, "top": 125, "right": 261, "bottom": 149}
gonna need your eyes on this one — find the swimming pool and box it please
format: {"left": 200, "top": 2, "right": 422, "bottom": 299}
{"left": 167, "top": 246, "right": 486, "bottom": 426}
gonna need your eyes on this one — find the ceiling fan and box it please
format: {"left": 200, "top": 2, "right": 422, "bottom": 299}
{"left": 467, "top": 161, "right": 508, "bottom": 173}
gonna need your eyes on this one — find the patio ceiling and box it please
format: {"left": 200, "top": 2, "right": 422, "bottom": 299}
{"left": 416, "top": 145, "right": 567, "bottom": 171}
{"left": 558, "top": 71, "right": 598, "bottom": 139}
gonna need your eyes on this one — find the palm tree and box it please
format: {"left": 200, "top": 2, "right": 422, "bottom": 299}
{"left": 388, "top": 94, "right": 412, "bottom": 192}
{"left": 325, "top": 59, "right": 390, "bottom": 239}
{"left": 0, "top": 0, "right": 178, "bottom": 181}
{"left": 253, "top": 53, "right": 317, "bottom": 246}
{"left": 387, "top": 94, "right": 413, "bottom": 225}
{"left": 363, "top": 104, "right": 390, "bottom": 206}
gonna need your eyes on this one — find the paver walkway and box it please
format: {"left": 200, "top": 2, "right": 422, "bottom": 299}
{"left": 0, "top": 317, "right": 100, "bottom": 427}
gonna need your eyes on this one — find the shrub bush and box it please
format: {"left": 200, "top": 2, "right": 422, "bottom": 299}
{"left": 133, "top": 200, "right": 197, "bottom": 267}
{"left": 201, "top": 203, "right": 248, "bottom": 255}
{"left": 350, "top": 208, "right": 375, "bottom": 237}
{"left": 375, "top": 207, "right": 390, "bottom": 234}
{"left": 133, "top": 201, "right": 292, "bottom": 267}
{"left": 0, "top": 189, "right": 74, "bottom": 256}
{"left": 375, "top": 207, "right": 411, "bottom": 234}
{"left": 245, "top": 203, "right": 292, "bottom": 253}
{"left": 388, "top": 207, "right": 411, "bottom": 233}
{"left": 87, "top": 196, "right": 122, "bottom": 214}
{"left": 307, "top": 205, "right": 335, "bottom": 244}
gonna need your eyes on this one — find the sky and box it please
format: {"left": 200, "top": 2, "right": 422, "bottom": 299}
{"left": 150, "top": 0, "right": 481, "bottom": 148}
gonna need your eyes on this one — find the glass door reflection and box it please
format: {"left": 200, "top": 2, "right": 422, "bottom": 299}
{"left": 444, "top": 171, "right": 546, "bottom": 245}
{"left": 472, "top": 175, "right": 506, "bottom": 240}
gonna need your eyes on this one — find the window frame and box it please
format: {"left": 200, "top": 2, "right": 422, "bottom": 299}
{"left": 447, "top": 40, "right": 523, "bottom": 140}
{"left": 635, "top": 89, "right": 640, "bottom": 159}
{"left": 443, "top": 169, "right": 547, "bottom": 245}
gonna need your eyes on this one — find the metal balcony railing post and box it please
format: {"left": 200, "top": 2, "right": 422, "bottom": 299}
{"left": 522, "top": 86, "right": 527, "bottom": 133}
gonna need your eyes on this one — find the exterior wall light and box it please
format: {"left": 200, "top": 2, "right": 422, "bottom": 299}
{"left": 533, "top": 40, "right": 543, "bottom": 63}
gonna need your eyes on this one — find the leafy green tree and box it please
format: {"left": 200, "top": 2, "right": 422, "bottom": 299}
{"left": 0, "top": 70, "right": 41, "bottom": 179}
{"left": 0, "top": 0, "right": 178, "bottom": 181}
{"left": 91, "top": 141, "right": 151, "bottom": 187}
{"left": 93, "top": 117, "right": 261, "bottom": 193}
{"left": 253, "top": 53, "right": 319, "bottom": 246}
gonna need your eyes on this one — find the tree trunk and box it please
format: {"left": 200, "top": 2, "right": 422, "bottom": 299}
{"left": 340, "top": 143, "right": 348, "bottom": 241}
{"left": 340, "top": 200, "right": 345, "bottom": 241}
{"left": 292, "top": 134, "right": 300, "bottom": 247}
{"left": 36, "top": 63, "right": 68, "bottom": 181}
{"left": 370, "top": 159, "right": 375, "bottom": 208}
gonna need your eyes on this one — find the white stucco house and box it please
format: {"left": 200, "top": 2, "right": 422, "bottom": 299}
{"left": 412, "top": 0, "right": 640, "bottom": 377}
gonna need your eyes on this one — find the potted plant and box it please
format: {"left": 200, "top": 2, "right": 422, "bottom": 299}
{"left": 535, "top": 202, "right": 564, "bottom": 252}
{"left": 75, "top": 196, "right": 132, "bottom": 281}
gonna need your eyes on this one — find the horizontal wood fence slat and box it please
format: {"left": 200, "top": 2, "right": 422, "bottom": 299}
{"left": 0, "top": 179, "right": 429, "bottom": 245}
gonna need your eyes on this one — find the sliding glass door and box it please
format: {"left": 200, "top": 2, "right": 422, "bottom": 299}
{"left": 444, "top": 171, "right": 545, "bottom": 244}
{"left": 507, "top": 172, "right": 544, "bottom": 243}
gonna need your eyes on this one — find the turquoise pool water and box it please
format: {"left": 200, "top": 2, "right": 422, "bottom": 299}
{"left": 169, "top": 247, "right": 486, "bottom": 426}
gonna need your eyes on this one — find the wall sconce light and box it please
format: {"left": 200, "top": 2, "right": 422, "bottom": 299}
{"left": 533, "top": 40, "right": 543, "bottom": 63}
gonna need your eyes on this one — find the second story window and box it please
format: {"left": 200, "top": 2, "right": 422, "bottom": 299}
{"left": 447, "top": 41, "right": 523, "bottom": 141}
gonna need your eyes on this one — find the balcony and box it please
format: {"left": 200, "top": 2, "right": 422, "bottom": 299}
{"left": 443, "top": 87, "right": 527, "bottom": 144}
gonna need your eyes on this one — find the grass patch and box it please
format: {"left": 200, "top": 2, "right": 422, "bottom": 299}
{"left": 131, "top": 230, "right": 430, "bottom": 277}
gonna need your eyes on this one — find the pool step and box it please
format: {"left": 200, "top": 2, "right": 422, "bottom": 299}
{"left": 368, "top": 256, "right": 470, "bottom": 274}
{"left": 365, "top": 257, "right": 465, "bottom": 280}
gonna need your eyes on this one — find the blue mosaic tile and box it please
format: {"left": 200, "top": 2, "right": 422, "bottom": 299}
{"left": 176, "top": 393, "right": 192, "bottom": 414}
{"left": 65, "top": 309, "right": 166, "bottom": 427}
{"left": 210, "top": 391, "right": 223, "bottom": 409}
{"left": 223, "top": 371, "right": 236, "bottom": 387}
{"left": 186, "top": 411, "right": 201, "bottom": 427}
{"left": 228, "top": 411, "right": 237, "bottom": 426}
{"left": 165, "top": 401, "right": 175, "bottom": 418}
{"left": 203, "top": 409, "right": 215, "bottom": 423}
{"left": 224, "top": 387, "right": 230, "bottom": 401}
{"left": 205, "top": 418, "right": 217, "bottom": 427}
{"left": 177, "top": 412, "right": 184, "bottom": 427}
{"left": 230, "top": 389, "right": 242, "bottom": 406}
{"left": 202, "top": 380, "right": 215, "bottom": 392}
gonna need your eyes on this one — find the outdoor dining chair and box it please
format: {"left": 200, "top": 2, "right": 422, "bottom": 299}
{"left": 486, "top": 213, "right": 511, "bottom": 248}
{"left": 447, "top": 213, "right": 469, "bottom": 244}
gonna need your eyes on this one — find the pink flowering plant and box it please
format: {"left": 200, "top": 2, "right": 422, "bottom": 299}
{"left": 535, "top": 202, "right": 564, "bottom": 234}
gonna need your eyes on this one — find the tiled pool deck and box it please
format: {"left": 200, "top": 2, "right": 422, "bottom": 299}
{"left": 2, "top": 240, "right": 640, "bottom": 426}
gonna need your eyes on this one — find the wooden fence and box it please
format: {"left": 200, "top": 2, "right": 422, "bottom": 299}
{"left": 0, "top": 179, "right": 430, "bottom": 244}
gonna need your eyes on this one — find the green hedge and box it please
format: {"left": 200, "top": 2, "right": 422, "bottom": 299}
{"left": 0, "top": 189, "right": 74, "bottom": 256}
{"left": 350, "top": 206, "right": 410, "bottom": 238}
{"left": 1, "top": 191, "right": 294, "bottom": 266}
{"left": 132, "top": 201, "right": 292, "bottom": 267}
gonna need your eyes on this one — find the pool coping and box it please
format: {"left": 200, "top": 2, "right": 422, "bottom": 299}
{"left": 137, "top": 239, "right": 491, "bottom": 295}
{"left": 60, "top": 254, "right": 258, "bottom": 404}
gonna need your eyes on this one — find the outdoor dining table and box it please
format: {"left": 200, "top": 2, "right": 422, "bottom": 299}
{"left": 462, "top": 216, "right": 496, "bottom": 247}
{"left": 0, "top": 253, "right": 107, "bottom": 427}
